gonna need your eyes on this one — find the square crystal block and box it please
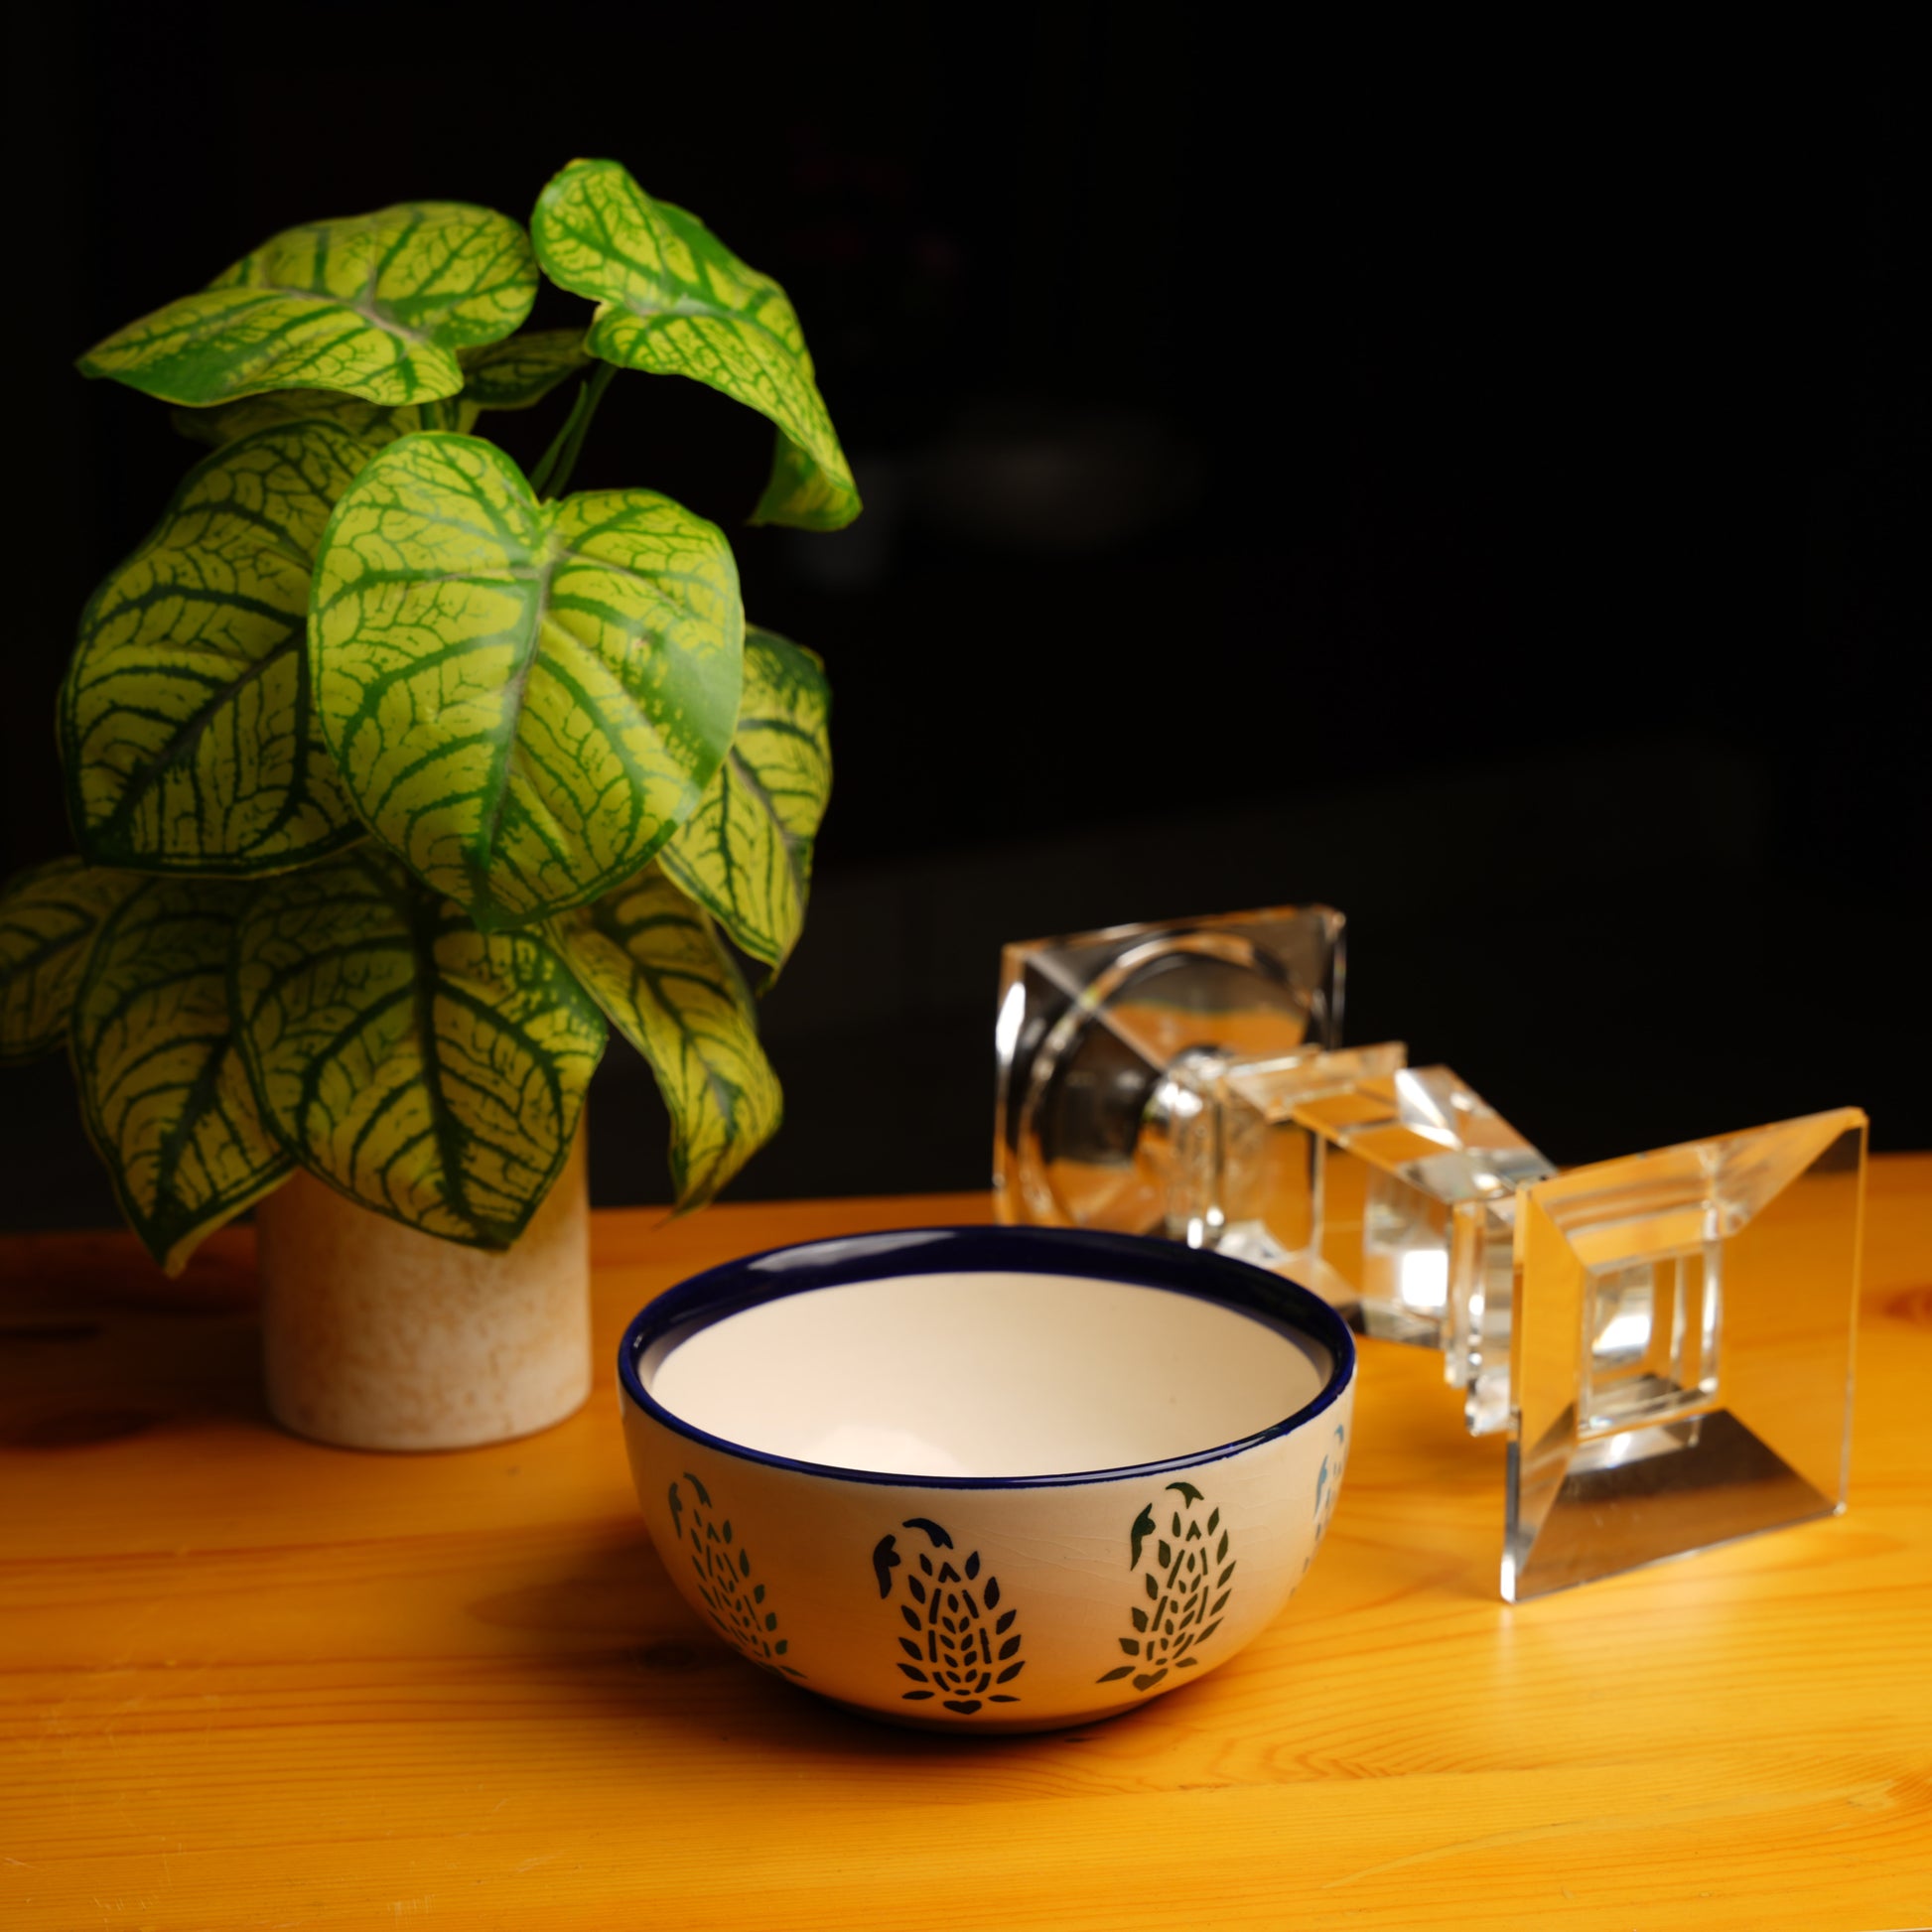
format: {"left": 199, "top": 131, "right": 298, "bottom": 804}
{"left": 992, "top": 905, "right": 1344, "bottom": 1234}
{"left": 1285, "top": 1063, "right": 1556, "bottom": 1350}
{"left": 1504, "top": 1108, "right": 1867, "bottom": 1602}
{"left": 1178, "top": 1042, "right": 1407, "bottom": 1283}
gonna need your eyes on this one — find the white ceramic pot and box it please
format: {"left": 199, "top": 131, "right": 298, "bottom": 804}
{"left": 256, "top": 1131, "right": 591, "bottom": 1451}
{"left": 619, "top": 1225, "right": 1355, "bottom": 1731}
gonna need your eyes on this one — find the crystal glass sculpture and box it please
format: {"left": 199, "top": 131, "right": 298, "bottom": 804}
{"left": 991, "top": 907, "right": 1869, "bottom": 1598}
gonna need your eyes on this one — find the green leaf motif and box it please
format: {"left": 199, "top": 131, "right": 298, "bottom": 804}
{"left": 531, "top": 159, "right": 860, "bottom": 531}
{"left": 79, "top": 202, "right": 537, "bottom": 408}
{"left": 69, "top": 877, "right": 291, "bottom": 1273}
{"left": 661, "top": 628, "right": 831, "bottom": 974}
{"left": 548, "top": 871, "right": 779, "bottom": 1209}
{"left": 63, "top": 420, "right": 374, "bottom": 874}
{"left": 458, "top": 329, "right": 593, "bottom": 410}
{"left": 0, "top": 859, "right": 143, "bottom": 1063}
{"left": 172, "top": 389, "right": 471, "bottom": 452}
{"left": 232, "top": 848, "right": 606, "bottom": 1249}
{"left": 310, "top": 432, "right": 743, "bottom": 928}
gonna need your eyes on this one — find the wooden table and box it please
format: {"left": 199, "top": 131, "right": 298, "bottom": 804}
{"left": 5, "top": 1162, "right": 1930, "bottom": 1931}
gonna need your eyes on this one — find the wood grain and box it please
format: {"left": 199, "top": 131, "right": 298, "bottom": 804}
{"left": 3, "top": 1167, "right": 1929, "bottom": 1931}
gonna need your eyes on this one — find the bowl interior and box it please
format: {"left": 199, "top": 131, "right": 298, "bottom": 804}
{"left": 642, "top": 1268, "right": 1333, "bottom": 1478}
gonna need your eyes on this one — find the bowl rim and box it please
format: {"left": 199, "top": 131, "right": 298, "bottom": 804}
{"left": 617, "top": 1224, "right": 1356, "bottom": 1490}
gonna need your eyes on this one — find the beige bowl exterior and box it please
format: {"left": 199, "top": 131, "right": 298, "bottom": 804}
{"left": 256, "top": 1132, "right": 591, "bottom": 1452}
{"left": 621, "top": 1373, "right": 1353, "bottom": 1731}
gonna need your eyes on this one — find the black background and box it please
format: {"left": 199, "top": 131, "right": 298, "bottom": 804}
{"left": 4, "top": 9, "right": 1924, "bottom": 1229}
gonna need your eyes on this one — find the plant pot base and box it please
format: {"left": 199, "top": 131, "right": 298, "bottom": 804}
{"left": 255, "top": 1134, "right": 592, "bottom": 1451}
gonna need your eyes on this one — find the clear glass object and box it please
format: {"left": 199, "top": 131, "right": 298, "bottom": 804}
{"left": 992, "top": 908, "right": 1868, "bottom": 1598}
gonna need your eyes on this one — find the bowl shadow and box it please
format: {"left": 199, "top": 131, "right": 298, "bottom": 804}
{"left": 495, "top": 1526, "right": 1168, "bottom": 1768}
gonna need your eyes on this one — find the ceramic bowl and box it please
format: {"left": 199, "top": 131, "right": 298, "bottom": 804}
{"left": 618, "top": 1225, "right": 1355, "bottom": 1731}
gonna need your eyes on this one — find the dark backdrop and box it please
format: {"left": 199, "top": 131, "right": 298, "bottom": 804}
{"left": 4, "top": 10, "right": 1924, "bottom": 1227}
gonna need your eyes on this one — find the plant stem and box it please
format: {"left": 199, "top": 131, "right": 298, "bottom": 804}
{"left": 530, "top": 363, "right": 617, "bottom": 498}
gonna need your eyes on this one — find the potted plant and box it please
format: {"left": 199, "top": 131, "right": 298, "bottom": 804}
{"left": 0, "top": 159, "right": 849, "bottom": 1450}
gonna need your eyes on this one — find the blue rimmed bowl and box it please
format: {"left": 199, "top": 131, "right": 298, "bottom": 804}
{"left": 618, "top": 1225, "right": 1354, "bottom": 1731}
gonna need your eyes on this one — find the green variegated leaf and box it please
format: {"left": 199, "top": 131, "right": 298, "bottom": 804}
{"left": 757, "top": 431, "right": 861, "bottom": 531}
{"left": 172, "top": 333, "right": 589, "bottom": 450}
{"left": 79, "top": 202, "right": 537, "bottom": 409}
{"left": 548, "top": 871, "right": 779, "bottom": 1208}
{"left": 232, "top": 849, "right": 606, "bottom": 1249}
{"left": 172, "top": 389, "right": 471, "bottom": 451}
{"left": 63, "top": 420, "right": 374, "bottom": 874}
{"left": 661, "top": 628, "right": 831, "bottom": 972}
{"left": 531, "top": 159, "right": 860, "bottom": 532}
{"left": 0, "top": 859, "right": 143, "bottom": 1063}
{"left": 69, "top": 877, "right": 291, "bottom": 1273}
{"left": 310, "top": 432, "right": 743, "bottom": 928}
{"left": 459, "top": 329, "right": 593, "bottom": 410}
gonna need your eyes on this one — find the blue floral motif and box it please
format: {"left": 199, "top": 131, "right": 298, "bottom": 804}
{"left": 1303, "top": 1423, "right": 1349, "bottom": 1575}
{"left": 1313, "top": 1423, "right": 1348, "bottom": 1541}
{"left": 1096, "top": 1481, "right": 1233, "bottom": 1692}
{"left": 668, "top": 1471, "right": 804, "bottom": 1679}
{"left": 874, "top": 1517, "right": 1022, "bottom": 1715}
